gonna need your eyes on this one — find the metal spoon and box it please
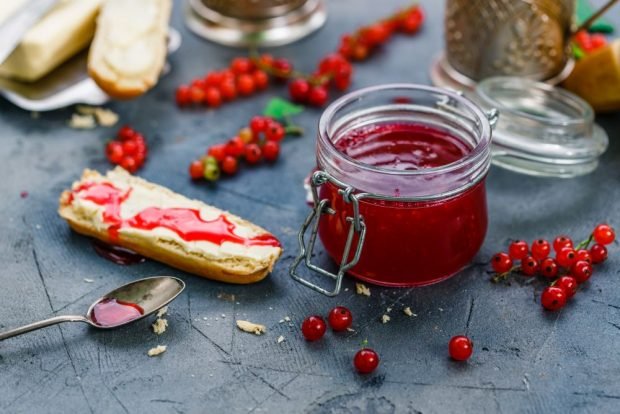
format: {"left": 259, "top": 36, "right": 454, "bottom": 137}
{"left": 0, "top": 276, "right": 185, "bottom": 341}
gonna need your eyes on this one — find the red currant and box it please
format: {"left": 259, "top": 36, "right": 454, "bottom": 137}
{"left": 289, "top": 78, "right": 310, "bottom": 103}
{"left": 556, "top": 247, "right": 577, "bottom": 268}
{"left": 539, "top": 258, "right": 558, "bottom": 279}
{"left": 265, "top": 123, "right": 285, "bottom": 142}
{"left": 117, "top": 125, "right": 135, "bottom": 141}
{"left": 361, "top": 24, "right": 390, "bottom": 46}
{"left": 555, "top": 276, "right": 578, "bottom": 299}
{"left": 262, "top": 141, "right": 280, "bottom": 162}
{"left": 250, "top": 116, "right": 268, "bottom": 135}
{"left": 221, "top": 156, "right": 238, "bottom": 175}
{"left": 189, "top": 160, "right": 204, "bottom": 180}
{"left": 400, "top": 8, "right": 424, "bottom": 34}
{"left": 541, "top": 286, "right": 567, "bottom": 311}
{"left": 575, "top": 249, "right": 592, "bottom": 264}
{"left": 272, "top": 58, "right": 293, "bottom": 80}
{"left": 225, "top": 137, "right": 246, "bottom": 157}
{"left": 121, "top": 140, "right": 138, "bottom": 156}
{"left": 230, "top": 57, "right": 253, "bottom": 75}
{"left": 236, "top": 74, "right": 255, "bottom": 96}
{"left": 244, "top": 143, "right": 262, "bottom": 164}
{"left": 120, "top": 156, "right": 137, "bottom": 173}
{"left": 590, "top": 33, "right": 607, "bottom": 50}
{"left": 301, "top": 315, "right": 326, "bottom": 341}
{"left": 252, "top": 70, "right": 269, "bottom": 90}
{"left": 521, "top": 256, "right": 539, "bottom": 276}
{"left": 327, "top": 306, "right": 352, "bottom": 332}
{"left": 190, "top": 86, "right": 205, "bottom": 104}
{"left": 593, "top": 224, "right": 615, "bottom": 245}
{"left": 571, "top": 260, "right": 593, "bottom": 283}
{"left": 553, "top": 236, "right": 573, "bottom": 252}
{"left": 508, "top": 240, "right": 529, "bottom": 260}
{"left": 308, "top": 86, "right": 328, "bottom": 106}
{"left": 491, "top": 252, "right": 512, "bottom": 273}
{"left": 207, "top": 144, "right": 227, "bottom": 162}
{"left": 175, "top": 85, "right": 191, "bottom": 106}
{"left": 106, "top": 141, "right": 124, "bottom": 164}
{"left": 448, "top": 335, "right": 473, "bottom": 361}
{"left": 531, "top": 239, "right": 551, "bottom": 260}
{"left": 354, "top": 348, "right": 379, "bottom": 374}
{"left": 204, "top": 87, "right": 222, "bottom": 107}
{"left": 589, "top": 244, "right": 608, "bottom": 264}
{"left": 219, "top": 80, "right": 237, "bottom": 101}
{"left": 205, "top": 71, "right": 223, "bottom": 87}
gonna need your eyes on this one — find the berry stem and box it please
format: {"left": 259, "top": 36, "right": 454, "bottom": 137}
{"left": 574, "top": 234, "right": 594, "bottom": 251}
{"left": 491, "top": 265, "right": 520, "bottom": 283}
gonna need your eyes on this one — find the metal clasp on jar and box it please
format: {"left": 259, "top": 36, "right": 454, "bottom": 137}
{"left": 289, "top": 170, "right": 367, "bottom": 296}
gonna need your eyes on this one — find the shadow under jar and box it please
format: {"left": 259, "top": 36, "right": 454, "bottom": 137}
{"left": 291, "top": 84, "right": 497, "bottom": 296}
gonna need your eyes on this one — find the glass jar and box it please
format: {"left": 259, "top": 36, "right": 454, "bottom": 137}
{"left": 290, "top": 84, "right": 498, "bottom": 296}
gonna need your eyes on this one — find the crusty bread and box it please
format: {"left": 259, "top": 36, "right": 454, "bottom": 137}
{"left": 87, "top": 0, "right": 171, "bottom": 99}
{"left": 58, "top": 168, "right": 282, "bottom": 284}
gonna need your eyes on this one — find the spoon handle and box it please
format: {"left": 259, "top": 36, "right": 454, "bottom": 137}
{"left": 0, "top": 315, "right": 89, "bottom": 341}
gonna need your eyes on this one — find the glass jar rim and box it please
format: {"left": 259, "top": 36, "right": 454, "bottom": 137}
{"left": 318, "top": 83, "right": 493, "bottom": 178}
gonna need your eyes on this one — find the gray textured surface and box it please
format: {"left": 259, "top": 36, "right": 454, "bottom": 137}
{"left": 0, "top": 1, "right": 619, "bottom": 413}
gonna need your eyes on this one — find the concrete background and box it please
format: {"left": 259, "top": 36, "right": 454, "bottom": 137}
{"left": 0, "top": 1, "right": 619, "bottom": 413}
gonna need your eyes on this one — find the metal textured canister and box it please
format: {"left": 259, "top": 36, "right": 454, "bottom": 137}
{"left": 444, "top": 0, "right": 575, "bottom": 82}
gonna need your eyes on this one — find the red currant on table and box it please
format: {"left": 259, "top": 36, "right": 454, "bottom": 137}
{"left": 189, "top": 160, "right": 204, "bottom": 180}
{"left": 176, "top": 85, "right": 191, "bottom": 106}
{"left": 208, "top": 144, "right": 227, "bottom": 162}
{"left": 121, "top": 156, "right": 138, "bottom": 173}
{"left": 593, "top": 224, "right": 615, "bottom": 245}
{"left": 491, "top": 252, "right": 512, "bottom": 273}
{"left": 354, "top": 348, "right": 380, "bottom": 374}
{"left": 265, "top": 123, "right": 285, "bottom": 142}
{"left": 531, "top": 239, "right": 551, "bottom": 260}
{"left": 225, "top": 137, "right": 246, "bottom": 157}
{"left": 250, "top": 116, "right": 268, "bottom": 135}
{"left": 263, "top": 141, "right": 280, "bottom": 162}
{"left": 219, "top": 80, "right": 237, "bottom": 101}
{"left": 244, "top": 143, "right": 262, "bottom": 164}
{"left": 253, "top": 70, "right": 269, "bottom": 90}
{"left": 575, "top": 249, "right": 592, "bottom": 264}
{"left": 106, "top": 141, "right": 124, "bottom": 164}
{"left": 118, "top": 125, "right": 136, "bottom": 141}
{"left": 555, "top": 276, "right": 578, "bottom": 299}
{"left": 508, "top": 240, "right": 529, "bottom": 260}
{"left": 448, "top": 335, "right": 473, "bottom": 361}
{"left": 308, "top": 86, "right": 328, "bottom": 107}
{"left": 539, "top": 258, "right": 558, "bottom": 279}
{"left": 301, "top": 315, "right": 326, "bottom": 341}
{"left": 230, "top": 57, "right": 253, "bottom": 75}
{"left": 541, "top": 286, "right": 567, "bottom": 311}
{"left": 221, "top": 156, "right": 239, "bottom": 175}
{"left": 521, "top": 256, "right": 539, "bottom": 276}
{"left": 553, "top": 236, "right": 573, "bottom": 252}
{"left": 589, "top": 244, "right": 608, "bottom": 264}
{"left": 236, "top": 74, "right": 255, "bottom": 96}
{"left": 204, "top": 87, "right": 222, "bottom": 107}
{"left": 556, "top": 247, "right": 577, "bottom": 268}
{"left": 271, "top": 58, "right": 293, "bottom": 80}
{"left": 571, "top": 260, "right": 593, "bottom": 283}
{"left": 327, "top": 306, "right": 353, "bottom": 332}
{"left": 289, "top": 78, "right": 310, "bottom": 103}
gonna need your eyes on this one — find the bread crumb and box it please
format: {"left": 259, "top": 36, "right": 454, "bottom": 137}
{"left": 346, "top": 327, "right": 355, "bottom": 332}
{"left": 221, "top": 314, "right": 226, "bottom": 318}
{"left": 83, "top": 278, "right": 94, "bottom": 283}
{"left": 381, "top": 314, "right": 391, "bottom": 324}
{"left": 147, "top": 345, "right": 167, "bottom": 356}
{"left": 157, "top": 306, "right": 168, "bottom": 318}
{"left": 152, "top": 318, "right": 168, "bottom": 335}
{"left": 386, "top": 307, "right": 392, "bottom": 313}
{"left": 68, "top": 114, "right": 96, "bottom": 129}
{"left": 284, "top": 316, "right": 291, "bottom": 322}
{"left": 356, "top": 283, "right": 371, "bottom": 296}
{"left": 403, "top": 307, "right": 416, "bottom": 317}
{"left": 94, "top": 108, "right": 119, "bottom": 127}
{"left": 236, "top": 320, "right": 266, "bottom": 335}
{"left": 277, "top": 335, "right": 285, "bottom": 344}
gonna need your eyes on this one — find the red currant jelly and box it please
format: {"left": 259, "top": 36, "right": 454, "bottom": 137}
{"left": 91, "top": 298, "right": 144, "bottom": 327}
{"left": 311, "top": 84, "right": 493, "bottom": 288}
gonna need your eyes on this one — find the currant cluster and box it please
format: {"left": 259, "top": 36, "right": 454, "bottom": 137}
{"left": 287, "top": 54, "right": 352, "bottom": 107}
{"left": 301, "top": 306, "right": 379, "bottom": 374}
{"left": 175, "top": 56, "right": 270, "bottom": 107}
{"left": 573, "top": 30, "right": 607, "bottom": 54}
{"left": 105, "top": 126, "right": 148, "bottom": 173}
{"left": 337, "top": 4, "right": 424, "bottom": 61}
{"left": 491, "top": 224, "right": 615, "bottom": 311}
{"left": 189, "top": 116, "right": 284, "bottom": 182}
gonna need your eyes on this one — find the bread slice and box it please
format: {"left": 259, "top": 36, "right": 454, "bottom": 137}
{"left": 58, "top": 168, "right": 282, "bottom": 284}
{"left": 87, "top": 0, "right": 171, "bottom": 99}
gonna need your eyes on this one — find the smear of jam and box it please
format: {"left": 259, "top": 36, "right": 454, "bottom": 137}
{"left": 71, "top": 182, "right": 280, "bottom": 247}
{"left": 91, "top": 297, "right": 144, "bottom": 327}
{"left": 92, "top": 239, "right": 146, "bottom": 265}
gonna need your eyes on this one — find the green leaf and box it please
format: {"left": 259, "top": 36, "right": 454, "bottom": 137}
{"left": 263, "top": 98, "right": 304, "bottom": 119}
{"left": 571, "top": 43, "right": 585, "bottom": 60}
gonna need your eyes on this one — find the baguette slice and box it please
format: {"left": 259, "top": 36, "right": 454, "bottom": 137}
{"left": 88, "top": 0, "right": 171, "bottom": 99}
{"left": 58, "top": 168, "right": 282, "bottom": 284}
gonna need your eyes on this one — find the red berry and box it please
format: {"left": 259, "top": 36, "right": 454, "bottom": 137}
{"left": 318, "top": 53, "right": 344, "bottom": 74}
{"left": 289, "top": 78, "right": 310, "bottom": 103}
{"left": 106, "top": 141, "right": 124, "bottom": 164}
{"left": 352, "top": 43, "right": 369, "bottom": 60}
{"left": 207, "top": 144, "right": 227, "bottom": 162}
{"left": 175, "top": 85, "right": 191, "bottom": 106}
{"left": 205, "top": 71, "right": 223, "bottom": 87}
{"left": 327, "top": 306, "right": 352, "bottom": 331}
{"left": 244, "top": 143, "right": 262, "bottom": 164}
{"left": 589, "top": 244, "right": 608, "bottom": 264}
{"left": 262, "top": 141, "right": 280, "bottom": 162}
{"left": 230, "top": 57, "right": 253, "bottom": 75}
{"left": 225, "top": 137, "right": 246, "bottom": 157}
{"left": 265, "top": 123, "right": 285, "bottom": 142}
{"left": 555, "top": 276, "right": 578, "bottom": 299}
{"left": 491, "top": 252, "right": 512, "bottom": 273}
{"left": 258, "top": 54, "right": 274, "bottom": 68}
{"left": 521, "top": 256, "right": 539, "bottom": 276}
{"left": 531, "top": 239, "right": 551, "bottom": 260}
{"left": 121, "top": 140, "right": 138, "bottom": 156}
{"left": 301, "top": 315, "right": 326, "bottom": 341}
{"left": 189, "top": 160, "right": 204, "bottom": 180}
{"left": 308, "top": 86, "right": 328, "bottom": 107}
{"left": 272, "top": 58, "right": 292, "bottom": 80}
{"left": 219, "top": 80, "right": 237, "bottom": 101}
{"left": 250, "top": 116, "right": 268, "bottom": 135}
{"left": 252, "top": 70, "right": 269, "bottom": 90}
{"left": 539, "top": 258, "right": 558, "bottom": 279}
{"left": 574, "top": 30, "right": 591, "bottom": 49}
{"left": 575, "top": 249, "right": 592, "bottom": 264}
{"left": 590, "top": 33, "right": 607, "bottom": 50}
{"left": 204, "top": 87, "right": 222, "bottom": 107}
{"left": 117, "top": 125, "right": 135, "bottom": 141}
{"left": 190, "top": 86, "right": 205, "bottom": 104}
{"left": 556, "top": 247, "right": 577, "bottom": 268}
{"left": 593, "top": 224, "right": 615, "bottom": 245}
{"left": 448, "top": 335, "right": 473, "bottom": 361}
{"left": 221, "top": 156, "right": 238, "bottom": 175}
{"left": 400, "top": 8, "right": 424, "bottom": 34}
{"left": 354, "top": 348, "right": 379, "bottom": 373}
{"left": 571, "top": 260, "right": 593, "bottom": 283}
{"left": 541, "top": 286, "right": 567, "bottom": 311}
{"left": 120, "top": 156, "right": 137, "bottom": 173}
{"left": 236, "top": 74, "right": 255, "bottom": 95}
{"left": 508, "top": 240, "right": 529, "bottom": 260}
{"left": 361, "top": 24, "right": 390, "bottom": 46}
{"left": 553, "top": 236, "right": 573, "bottom": 252}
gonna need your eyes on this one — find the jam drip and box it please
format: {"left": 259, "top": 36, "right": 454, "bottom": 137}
{"left": 72, "top": 182, "right": 280, "bottom": 247}
{"left": 92, "top": 239, "right": 146, "bottom": 265}
{"left": 91, "top": 298, "right": 144, "bottom": 327}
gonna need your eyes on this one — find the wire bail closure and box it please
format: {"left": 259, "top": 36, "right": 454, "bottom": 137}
{"left": 289, "top": 170, "right": 367, "bottom": 296}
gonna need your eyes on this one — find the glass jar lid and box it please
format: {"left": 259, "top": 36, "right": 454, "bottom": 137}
{"left": 474, "top": 77, "right": 609, "bottom": 178}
